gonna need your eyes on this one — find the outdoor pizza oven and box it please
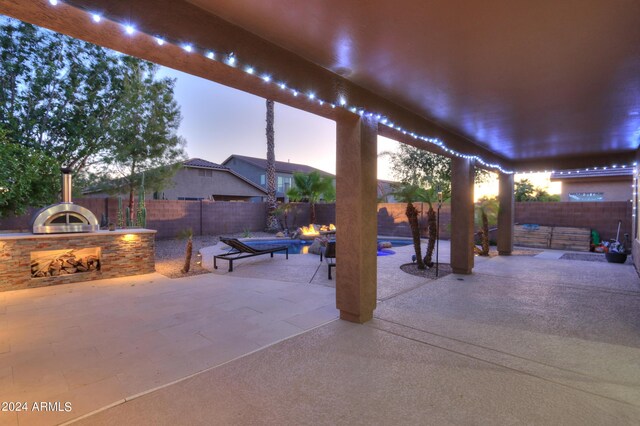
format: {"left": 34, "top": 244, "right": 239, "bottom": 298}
{"left": 30, "top": 168, "right": 100, "bottom": 234}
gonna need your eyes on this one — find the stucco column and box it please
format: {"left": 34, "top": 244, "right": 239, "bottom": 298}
{"left": 335, "top": 115, "right": 378, "bottom": 323}
{"left": 497, "top": 173, "right": 515, "bottom": 255}
{"left": 450, "top": 157, "right": 475, "bottom": 274}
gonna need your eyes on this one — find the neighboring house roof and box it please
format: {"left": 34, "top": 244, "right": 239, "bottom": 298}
{"left": 550, "top": 166, "right": 634, "bottom": 180}
{"left": 183, "top": 158, "right": 267, "bottom": 193}
{"left": 222, "top": 154, "right": 335, "bottom": 177}
{"left": 83, "top": 158, "right": 267, "bottom": 195}
{"left": 183, "top": 158, "right": 228, "bottom": 170}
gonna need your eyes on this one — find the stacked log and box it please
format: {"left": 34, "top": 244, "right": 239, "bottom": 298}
{"left": 31, "top": 250, "right": 100, "bottom": 278}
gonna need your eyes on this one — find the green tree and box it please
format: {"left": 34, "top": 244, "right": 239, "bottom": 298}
{"left": 384, "top": 144, "right": 490, "bottom": 195}
{"left": 265, "top": 99, "right": 279, "bottom": 231}
{"left": 97, "top": 57, "right": 186, "bottom": 221}
{"left": 515, "top": 179, "right": 560, "bottom": 202}
{"left": 515, "top": 179, "right": 536, "bottom": 201}
{"left": 286, "top": 171, "right": 335, "bottom": 224}
{"left": 0, "top": 18, "right": 124, "bottom": 172}
{"left": 0, "top": 129, "right": 59, "bottom": 217}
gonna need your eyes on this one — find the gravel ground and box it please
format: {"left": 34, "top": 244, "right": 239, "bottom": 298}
{"left": 154, "top": 232, "right": 275, "bottom": 278}
{"left": 400, "top": 263, "right": 453, "bottom": 279}
{"left": 560, "top": 252, "right": 633, "bottom": 264}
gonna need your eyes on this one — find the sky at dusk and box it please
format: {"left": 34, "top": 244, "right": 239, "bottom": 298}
{"left": 156, "top": 66, "right": 399, "bottom": 181}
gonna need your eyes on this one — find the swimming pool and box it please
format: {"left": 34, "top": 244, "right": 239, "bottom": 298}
{"left": 242, "top": 238, "right": 412, "bottom": 255}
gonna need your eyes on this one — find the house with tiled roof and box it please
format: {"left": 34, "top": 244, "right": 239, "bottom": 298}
{"left": 550, "top": 166, "right": 633, "bottom": 202}
{"left": 84, "top": 158, "right": 267, "bottom": 202}
{"left": 222, "top": 155, "right": 335, "bottom": 200}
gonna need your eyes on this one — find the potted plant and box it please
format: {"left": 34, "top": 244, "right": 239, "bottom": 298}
{"left": 604, "top": 221, "right": 630, "bottom": 264}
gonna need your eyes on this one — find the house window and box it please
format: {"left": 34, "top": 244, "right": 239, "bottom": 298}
{"left": 178, "top": 197, "right": 204, "bottom": 201}
{"left": 198, "top": 169, "right": 213, "bottom": 177}
{"left": 277, "top": 176, "right": 292, "bottom": 192}
{"left": 568, "top": 192, "right": 604, "bottom": 202}
{"left": 260, "top": 174, "right": 265, "bottom": 185}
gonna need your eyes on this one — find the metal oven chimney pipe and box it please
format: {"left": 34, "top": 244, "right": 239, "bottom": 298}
{"left": 61, "top": 167, "right": 73, "bottom": 203}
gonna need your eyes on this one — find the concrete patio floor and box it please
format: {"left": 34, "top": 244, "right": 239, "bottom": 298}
{"left": 0, "top": 272, "right": 337, "bottom": 426}
{"left": 1, "top": 242, "right": 639, "bottom": 425}
{"left": 75, "top": 248, "right": 639, "bottom": 426}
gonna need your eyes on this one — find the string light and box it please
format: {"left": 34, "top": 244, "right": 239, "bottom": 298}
{"left": 56, "top": 4, "right": 640, "bottom": 176}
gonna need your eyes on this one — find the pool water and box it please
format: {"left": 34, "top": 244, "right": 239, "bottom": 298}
{"left": 243, "top": 239, "right": 411, "bottom": 255}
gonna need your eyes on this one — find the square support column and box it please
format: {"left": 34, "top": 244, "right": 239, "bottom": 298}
{"left": 335, "top": 115, "right": 378, "bottom": 323}
{"left": 497, "top": 173, "right": 515, "bottom": 255}
{"left": 450, "top": 158, "right": 475, "bottom": 274}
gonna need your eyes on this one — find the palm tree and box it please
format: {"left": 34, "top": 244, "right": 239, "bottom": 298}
{"left": 286, "top": 171, "right": 334, "bottom": 224}
{"left": 265, "top": 99, "right": 279, "bottom": 231}
{"left": 178, "top": 228, "right": 193, "bottom": 273}
{"left": 421, "top": 187, "right": 449, "bottom": 267}
{"left": 391, "top": 183, "right": 428, "bottom": 269}
{"left": 474, "top": 197, "right": 499, "bottom": 256}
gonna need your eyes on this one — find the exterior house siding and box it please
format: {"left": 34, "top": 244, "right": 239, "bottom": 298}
{"left": 559, "top": 180, "right": 632, "bottom": 202}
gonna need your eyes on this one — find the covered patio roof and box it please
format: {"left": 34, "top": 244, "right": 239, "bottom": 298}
{"left": 2, "top": 0, "right": 638, "bottom": 171}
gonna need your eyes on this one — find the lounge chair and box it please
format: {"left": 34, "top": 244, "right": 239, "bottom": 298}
{"left": 322, "top": 241, "right": 336, "bottom": 280}
{"left": 214, "top": 238, "right": 289, "bottom": 272}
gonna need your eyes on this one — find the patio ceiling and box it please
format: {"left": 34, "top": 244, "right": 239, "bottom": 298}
{"left": 2, "top": 0, "right": 638, "bottom": 170}
{"left": 186, "top": 0, "right": 640, "bottom": 168}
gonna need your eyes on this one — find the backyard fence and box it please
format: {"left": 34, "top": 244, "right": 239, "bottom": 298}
{"left": 0, "top": 199, "right": 631, "bottom": 242}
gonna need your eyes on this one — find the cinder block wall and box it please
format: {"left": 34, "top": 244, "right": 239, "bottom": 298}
{"left": 515, "top": 202, "right": 632, "bottom": 241}
{"left": 1, "top": 199, "right": 632, "bottom": 243}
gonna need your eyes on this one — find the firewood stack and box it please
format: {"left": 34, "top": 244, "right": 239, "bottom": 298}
{"left": 31, "top": 250, "right": 100, "bottom": 278}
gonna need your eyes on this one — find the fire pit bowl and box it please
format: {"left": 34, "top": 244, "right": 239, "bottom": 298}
{"left": 605, "top": 252, "right": 628, "bottom": 264}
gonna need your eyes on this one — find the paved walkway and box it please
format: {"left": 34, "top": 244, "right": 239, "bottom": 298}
{"left": 74, "top": 250, "right": 640, "bottom": 426}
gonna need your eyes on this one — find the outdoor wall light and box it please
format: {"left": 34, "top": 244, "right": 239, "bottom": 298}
{"left": 196, "top": 253, "right": 202, "bottom": 266}
{"left": 124, "top": 25, "right": 135, "bottom": 35}
{"left": 122, "top": 234, "right": 138, "bottom": 242}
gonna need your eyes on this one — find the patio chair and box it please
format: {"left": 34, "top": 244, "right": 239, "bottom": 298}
{"left": 323, "top": 241, "right": 336, "bottom": 280}
{"left": 214, "top": 238, "right": 289, "bottom": 272}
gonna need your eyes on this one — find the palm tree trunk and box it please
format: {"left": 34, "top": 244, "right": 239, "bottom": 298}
{"left": 406, "top": 202, "right": 425, "bottom": 269}
{"left": 310, "top": 202, "right": 316, "bottom": 225}
{"left": 181, "top": 236, "right": 192, "bottom": 273}
{"left": 481, "top": 209, "right": 490, "bottom": 255}
{"left": 423, "top": 205, "right": 437, "bottom": 267}
{"left": 265, "top": 99, "right": 279, "bottom": 231}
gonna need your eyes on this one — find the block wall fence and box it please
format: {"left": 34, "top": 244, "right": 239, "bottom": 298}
{"left": 0, "top": 199, "right": 632, "bottom": 242}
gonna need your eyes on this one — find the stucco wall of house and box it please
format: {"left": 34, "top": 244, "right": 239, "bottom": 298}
{"left": 559, "top": 180, "right": 632, "bottom": 202}
{"left": 224, "top": 158, "right": 264, "bottom": 188}
{"left": 157, "top": 168, "right": 265, "bottom": 200}
{"left": 225, "top": 158, "right": 293, "bottom": 197}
